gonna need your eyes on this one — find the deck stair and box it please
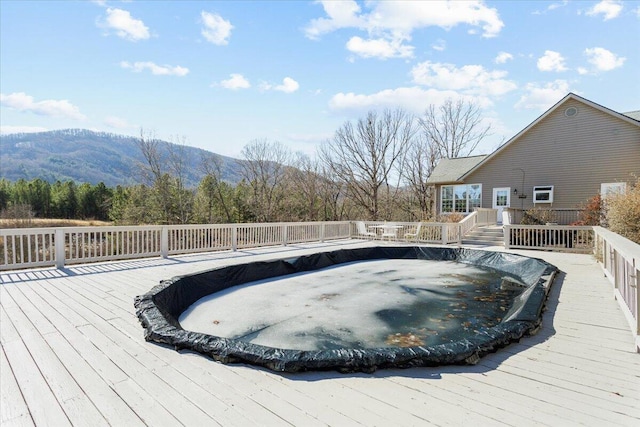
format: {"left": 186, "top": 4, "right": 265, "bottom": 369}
{"left": 462, "top": 225, "right": 504, "bottom": 247}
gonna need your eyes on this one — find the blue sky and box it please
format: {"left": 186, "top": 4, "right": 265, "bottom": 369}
{"left": 1, "top": 0, "right": 638, "bottom": 158}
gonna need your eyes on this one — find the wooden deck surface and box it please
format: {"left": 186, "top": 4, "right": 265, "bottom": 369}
{"left": 1, "top": 240, "right": 639, "bottom": 426}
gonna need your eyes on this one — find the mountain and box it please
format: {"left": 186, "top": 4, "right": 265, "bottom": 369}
{"left": 0, "top": 129, "right": 244, "bottom": 187}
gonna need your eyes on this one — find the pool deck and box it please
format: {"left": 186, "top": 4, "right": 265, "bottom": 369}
{"left": 1, "top": 240, "right": 639, "bottom": 426}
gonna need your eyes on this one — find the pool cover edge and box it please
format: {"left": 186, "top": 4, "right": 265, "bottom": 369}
{"left": 134, "top": 246, "right": 558, "bottom": 373}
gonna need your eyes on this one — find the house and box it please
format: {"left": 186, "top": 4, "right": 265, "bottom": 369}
{"left": 427, "top": 93, "right": 640, "bottom": 223}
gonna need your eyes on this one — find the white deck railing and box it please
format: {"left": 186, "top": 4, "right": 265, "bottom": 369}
{"left": 459, "top": 211, "right": 478, "bottom": 237}
{"left": 355, "top": 221, "right": 463, "bottom": 245}
{"left": 593, "top": 227, "right": 639, "bottom": 352}
{"left": 0, "top": 222, "right": 353, "bottom": 271}
{"left": 504, "top": 224, "right": 594, "bottom": 253}
{"left": 474, "top": 208, "right": 498, "bottom": 226}
{"left": 1, "top": 220, "right": 473, "bottom": 271}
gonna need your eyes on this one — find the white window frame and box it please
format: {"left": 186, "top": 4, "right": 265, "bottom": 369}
{"left": 533, "top": 185, "right": 554, "bottom": 204}
{"left": 600, "top": 182, "right": 626, "bottom": 199}
{"left": 440, "top": 184, "right": 482, "bottom": 214}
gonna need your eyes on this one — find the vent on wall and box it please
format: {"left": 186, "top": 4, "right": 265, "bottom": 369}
{"left": 565, "top": 107, "right": 578, "bottom": 117}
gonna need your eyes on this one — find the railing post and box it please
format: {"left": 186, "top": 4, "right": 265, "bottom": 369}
{"left": 457, "top": 224, "right": 462, "bottom": 244}
{"left": 504, "top": 226, "right": 510, "bottom": 249}
{"left": 232, "top": 225, "right": 238, "bottom": 251}
{"left": 320, "top": 223, "right": 325, "bottom": 243}
{"left": 282, "top": 224, "right": 288, "bottom": 246}
{"left": 55, "top": 229, "right": 65, "bottom": 269}
{"left": 635, "top": 262, "right": 639, "bottom": 341}
{"left": 161, "top": 226, "right": 168, "bottom": 258}
{"left": 441, "top": 224, "right": 447, "bottom": 245}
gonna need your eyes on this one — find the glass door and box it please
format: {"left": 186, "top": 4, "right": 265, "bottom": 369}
{"left": 492, "top": 187, "right": 511, "bottom": 224}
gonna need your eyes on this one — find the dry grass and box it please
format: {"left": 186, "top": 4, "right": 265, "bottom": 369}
{"left": 0, "top": 218, "right": 112, "bottom": 229}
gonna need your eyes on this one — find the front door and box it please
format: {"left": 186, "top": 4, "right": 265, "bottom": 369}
{"left": 492, "top": 187, "right": 511, "bottom": 224}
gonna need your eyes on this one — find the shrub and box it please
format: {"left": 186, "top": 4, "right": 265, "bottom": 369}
{"left": 521, "top": 208, "right": 556, "bottom": 225}
{"left": 437, "top": 213, "right": 465, "bottom": 223}
{"left": 606, "top": 177, "right": 640, "bottom": 244}
{"left": 573, "top": 193, "right": 602, "bottom": 226}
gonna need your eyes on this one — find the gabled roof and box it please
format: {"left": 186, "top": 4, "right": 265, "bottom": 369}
{"left": 456, "top": 92, "right": 640, "bottom": 181}
{"left": 426, "top": 155, "right": 488, "bottom": 184}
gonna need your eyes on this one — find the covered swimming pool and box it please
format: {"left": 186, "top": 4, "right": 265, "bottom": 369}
{"left": 135, "top": 246, "right": 557, "bottom": 373}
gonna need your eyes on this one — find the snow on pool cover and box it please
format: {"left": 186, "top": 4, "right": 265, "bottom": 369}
{"left": 135, "top": 246, "right": 557, "bottom": 373}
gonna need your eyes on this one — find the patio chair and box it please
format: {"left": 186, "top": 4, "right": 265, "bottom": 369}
{"left": 356, "top": 221, "right": 377, "bottom": 239}
{"left": 404, "top": 222, "right": 422, "bottom": 242}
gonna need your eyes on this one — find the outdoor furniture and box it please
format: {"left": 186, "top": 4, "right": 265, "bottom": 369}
{"left": 377, "top": 223, "right": 401, "bottom": 241}
{"left": 404, "top": 222, "right": 422, "bottom": 242}
{"left": 356, "top": 221, "right": 377, "bottom": 239}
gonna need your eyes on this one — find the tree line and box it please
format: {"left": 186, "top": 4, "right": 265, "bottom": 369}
{"left": 1, "top": 99, "right": 489, "bottom": 225}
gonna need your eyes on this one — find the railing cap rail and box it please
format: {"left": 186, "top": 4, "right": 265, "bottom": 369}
{"left": 593, "top": 226, "right": 640, "bottom": 265}
{"left": 504, "top": 225, "right": 593, "bottom": 230}
{"left": 0, "top": 227, "right": 59, "bottom": 234}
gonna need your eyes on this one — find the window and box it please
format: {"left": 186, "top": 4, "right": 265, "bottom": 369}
{"left": 533, "top": 186, "right": 554, "bottom": 204}
{"left": 601, "top": 182, "right": 626, "bottom": 199}
{"left": 441, "top": 184, "right": 482, "bottom": 213}
{"left": 441, "top": 186, "right": 454, "bottom": 213}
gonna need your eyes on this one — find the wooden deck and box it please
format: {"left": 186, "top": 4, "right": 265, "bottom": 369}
{"left": 1, "top": 240, "right": 639, "bottom": 426}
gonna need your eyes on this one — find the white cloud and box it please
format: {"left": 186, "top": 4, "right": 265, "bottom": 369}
{"left": 104, "top": 116, "right": 135, "bottom": 129}
{"left": 305, "top": 1, "right": 503, "bottom": 60}
{"left": 201, "top": 11, "right": 233, "bottom": 45}
{"left": 537, "top": 50, "right": 568, "bottom": 72}
{"left": 533, "top": 1, "right": 568, "bottom": 14}
{"left": 218, "top": 74, "right": 250, "bottom": 90}
{"left": 495, "top": 51, "right": 513, "bottom": 64}
{"left": 346, "top": 36, "right": 414, "bottom": 59}
{"left": 0, "top": 125, "right": 49, "bottom": 135}
{"left": 432, "top": 39, "right": 446, "bottom": 52}
{"left": 0, "top": 92, "right": 86, "bottom": 120}
{"left": 329, "top": 86, "right": 493, "bottom": 115}
{"left": 584, "top": 47, "right": 626, "bottom": 71}
{"left": 307, "top": 0, "right": 503, "bottom": 38}
{"left": 411, "top": 61, "right": 517, "bottom": 96}
{"left": 547, "top": 1, "right": 569, "bottom": 11}
{"left": 260, "top": 77, "right": 300, "bottom": 93}
{"left": 515, "top": 80, "right": 571, "bottom": 110}
{"left": 586, "top": 0, "right": 623, "bottom": 20}
{"left": 120, "top": 61, "right": 189, "bottom": 76}
{"left": 304, "top": 0, "right": 364, "bottom": 40}
{"left": 274, "top": 77, "right": 300, "bottom": 93}
{"left": 100, "top": 8, "right": 150, "bottom": 41}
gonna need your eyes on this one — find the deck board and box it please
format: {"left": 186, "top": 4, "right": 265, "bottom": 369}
{"left": 1, "top": 344, "right": 32, "bottom": 426}
{"left": 0, "top": 241, "right": 638, "bottom": 426}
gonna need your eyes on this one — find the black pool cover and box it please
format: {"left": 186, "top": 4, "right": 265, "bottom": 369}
{"left": 135, "top": 246, "right": 557, "bottom": 373}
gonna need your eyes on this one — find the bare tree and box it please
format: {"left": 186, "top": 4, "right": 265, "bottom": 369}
{"left": 167, "top": 135, "right": 194, "bottom": 224}
{"left": 137, "top": 129, "right": 172, "bottom": 223}
{"left": 400, "top": 132, "right": 439, "bottom": 220}
{"left": 288, "top": 153, "right": 322, "bottom": 221}
{"left": 319, "top": 109, "right": 415, "bottom": 220}
{"left": 419, "top": 98, "right": 491, "bottom": 159}
{"left": 198, "top": 151, "right": 233, "bottom": 223}
{"left": 136, "top": 130, "right": 195, "bottom": 224}
{"left": 241, "top": 139, "right": 291, "bottom": 222}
